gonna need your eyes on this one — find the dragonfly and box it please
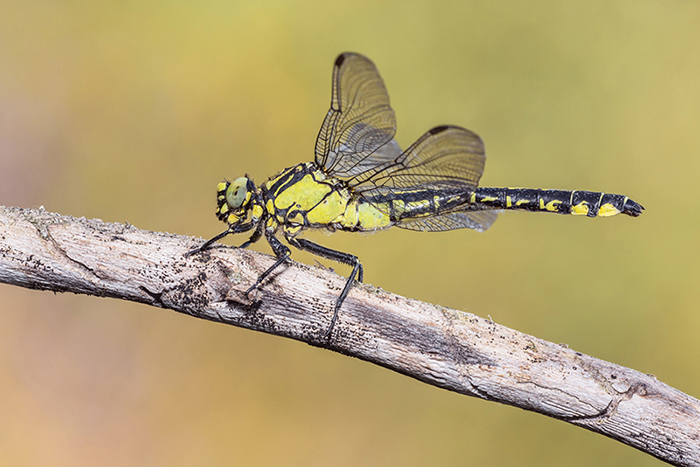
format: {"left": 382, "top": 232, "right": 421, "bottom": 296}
{"left": 188, "top": 52, "right": 643, "bottom": 340}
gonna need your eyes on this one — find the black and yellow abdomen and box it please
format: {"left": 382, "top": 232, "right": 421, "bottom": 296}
{"left": 470, "top": 187, "right": 644, "bottom": 218}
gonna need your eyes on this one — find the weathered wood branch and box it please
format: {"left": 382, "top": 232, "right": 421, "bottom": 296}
{"left": 0, "top": 205, "right": 698, "bottom": 465}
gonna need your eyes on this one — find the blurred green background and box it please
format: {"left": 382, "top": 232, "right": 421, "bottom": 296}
{"left": 1, "top": 0, "right": 698, "bottom": 465}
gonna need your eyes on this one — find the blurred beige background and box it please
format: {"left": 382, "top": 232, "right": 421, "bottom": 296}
{"left": 1, "top": 1, "right": 698, "bottom": 465}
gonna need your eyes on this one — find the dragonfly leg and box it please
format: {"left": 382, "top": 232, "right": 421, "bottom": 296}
{"left": 238, "top": 220, "right": 264, "bottom": 249}
{"left": 186, "top": 222, "right": 255, "bottom": 256}
{"left": 287, "top": 237, "right": 362, "bottom": 340}
{"left": 185, "top": 222, "right": 255, "bottom": 257}
{"left": 246, "top": 233, "right": 291, "bottom": 295}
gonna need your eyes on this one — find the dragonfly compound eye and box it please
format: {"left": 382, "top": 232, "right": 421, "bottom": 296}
{"left": 226, "top": 177, "right": 250, "bottom": 209}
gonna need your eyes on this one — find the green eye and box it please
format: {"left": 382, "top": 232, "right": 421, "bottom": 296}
{"left": 226, "top": 177, "right": 249, "bottom": 208}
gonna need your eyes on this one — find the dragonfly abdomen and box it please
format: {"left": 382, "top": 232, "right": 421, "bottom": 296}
{"left": 471, "top": 187, "right": 644, "bottom": 218}
{"left": 362, "top": 189, "right": 468, "bottom": 222}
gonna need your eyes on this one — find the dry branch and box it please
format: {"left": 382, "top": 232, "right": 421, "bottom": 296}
{"left": 0, "top": 205, "right": 698, "bottom": 466}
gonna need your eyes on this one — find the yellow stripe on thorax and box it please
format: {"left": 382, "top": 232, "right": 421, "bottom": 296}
{"left": 273, "top": 173, "right": 331, "bottom": 211}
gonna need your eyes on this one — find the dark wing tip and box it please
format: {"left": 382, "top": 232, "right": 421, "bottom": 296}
{"left": 623, "top": 199, "right": 644, "bottom": 217}
{"left": 429, "top": 125, "right": 451, "bottom": 135}
{"left": 335, "top": 53, "right": 350, "bottom": 67}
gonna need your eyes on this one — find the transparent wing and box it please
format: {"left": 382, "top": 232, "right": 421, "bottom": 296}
{"left": 397, "top": 210, "right": 499, "bottom": 232}
{"left": 354, "top": 125, "right": 486, "bottom": 195}
{"left": 315, "top": 53, "right": 397, "bottom": 178}
{"left": 346, "top": 138, "right": 402, "bottom": 175}
{"left": 352, "top": 125, "right": 491, "bottom": 233}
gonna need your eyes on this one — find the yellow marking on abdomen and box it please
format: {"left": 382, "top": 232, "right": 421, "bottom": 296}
{"left": 598, "top": 203, "right": 621, "bottom": 217}
{"left": 392, "top": 199, "right": 406, "bottom": 217}
{"left": 357, "top": 202, "right": 391, "bottom": 230}
{"left": 544, "top": 199, "right": 562, "bottom": 212}
{"left": 339, "top": 200, "right": 359, "bottom": 229}
{"left": 404, "top": 199, "right": 431, "bottom": 217}
{"left": 570, "top": 202, "right": 589, "bottom": 216}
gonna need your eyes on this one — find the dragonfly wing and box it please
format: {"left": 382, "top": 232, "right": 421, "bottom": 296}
{"left": 397, "top": 210, "right": 498, "bottom": 232}
{"left": 347, "top": 138, "right": 403, "bottom": 175}
{"left": 315, "top": 53, "right": 397, "bottom": 178}
{"left": 355, "top": 125, "right": 486, "bottom": 196}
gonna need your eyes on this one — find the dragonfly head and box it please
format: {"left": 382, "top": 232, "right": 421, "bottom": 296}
{"left": 216, "top": 176, "right": 256, "bottom": 225}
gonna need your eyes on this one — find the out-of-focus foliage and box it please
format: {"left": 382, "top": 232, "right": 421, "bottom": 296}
{"left": 1, "top": 1, "right": 698, "bottom": 465}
